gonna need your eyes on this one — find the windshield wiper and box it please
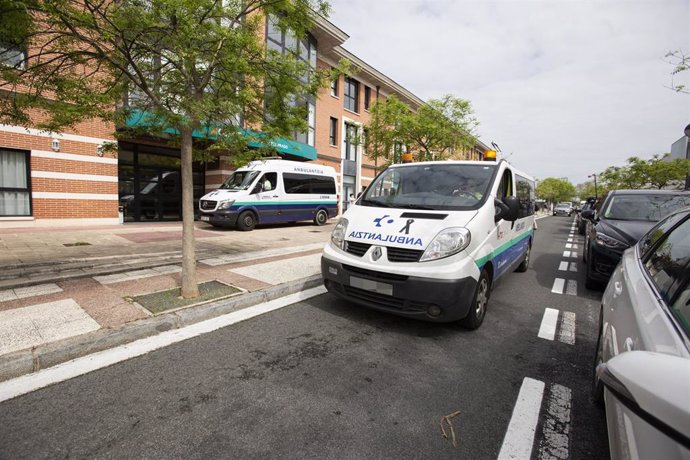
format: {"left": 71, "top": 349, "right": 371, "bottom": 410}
{"left": 397, "top": 204, "right": 436, "bottom": 210}
{"left": 361, "top": 199, "right": 393, "bottom": 208}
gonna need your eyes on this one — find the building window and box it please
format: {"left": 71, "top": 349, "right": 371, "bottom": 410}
{"left": 0, "top": 43, "right": 26, "bottom": 69}
{"left": 0, "top": 148, "right": 31, "bottom": 216}
{"left": 331, "top": 76, "right": 339, "bottom": 97}
{"left": 265, "top": 15, "right": 317, "bottom": 147}
{"left": 345, "top": 123, "right": 358, "bottom": 161}
{"left": 364, "top": 86, "right": 371, "bottom": 111}
{"left": 329, "top": 117, "right": 338, "bottom": 146}
{"left": 344, "top": 77, "right": 359, "bottom": 113}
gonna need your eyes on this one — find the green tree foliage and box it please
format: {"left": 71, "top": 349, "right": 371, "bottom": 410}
{"left": 536, "top": 178, "right": 576, "bottom": 203}
{"left": 575, "top": 181, "right": 603, "bottom": 200}
{"left": 0, "top": 0, "right": 331, "bottom": 298}
{"left": 364, "top": 94, "right": 478, "bottom": 167}
{"left": 599, "top": 154, "right": 690, "bottom": 190}
{"left": 665, "top": 50, "right": 689, "bottom": 94}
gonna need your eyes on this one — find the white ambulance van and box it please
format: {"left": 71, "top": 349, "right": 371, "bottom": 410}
{"left": 199, "top": 159, "right": 338, "bottom": 231}
{"left": 321, "top": 158, "right": 536, "bottom": 329}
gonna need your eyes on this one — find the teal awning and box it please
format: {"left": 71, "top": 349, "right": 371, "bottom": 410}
{"left": 124, "top": 110, "right": 316, "bottom": 161}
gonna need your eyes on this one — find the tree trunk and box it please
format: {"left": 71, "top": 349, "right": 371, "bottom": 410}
{"left": 180, "top": 127, "right": 199, "bottom": 298}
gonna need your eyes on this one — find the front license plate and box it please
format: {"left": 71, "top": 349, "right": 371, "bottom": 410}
{"left": 200, "top": 215, "right": 210, "bottom": 221}
{"left": 350, "top": 276, "right": 393, "bottom": 296}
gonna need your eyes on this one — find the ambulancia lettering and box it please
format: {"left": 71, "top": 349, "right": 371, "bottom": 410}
{"left": 348, "top": 231, "right": 423, "bottom": 247}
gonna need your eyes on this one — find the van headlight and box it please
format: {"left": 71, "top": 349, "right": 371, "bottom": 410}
{"left": 217, "top": 199, "right": 235, "bottom": 210}
{"left": 330, "top": 218, "right": 349, "bottom": 250}
{"left": 420, "top": 227, "right": 471, "bottom": 262}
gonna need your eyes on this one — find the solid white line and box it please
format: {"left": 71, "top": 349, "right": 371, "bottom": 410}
{"left": 551, "top": 278, "right": 565, "bottom": 294}
{"left": 558, "top": 261, "right": 568, "bottom": 271}
{"left": 538, "top": 308, "right": 559, "bottom": 340}
{"left": 498, "top": 377, "right": 546, "bottom": 460}
{"left": 0, "top": 286, "right": 327, "bottom": 403}
{"left": 537, "top": 384, "right": 572, "bottom": 459}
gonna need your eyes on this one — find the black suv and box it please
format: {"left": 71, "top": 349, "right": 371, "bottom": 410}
{"left": 582, "top": 189, "right": 690, "bottom": 288}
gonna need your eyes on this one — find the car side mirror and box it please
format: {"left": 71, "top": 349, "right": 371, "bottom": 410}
{"left": 597, "top": 351, "right": 690, "bottom": 446}
{"left": 581, "top": 209, "right": 595, "bottom": 220}
{"left": 495, "top": 196, "right": 520, "bottom": 222}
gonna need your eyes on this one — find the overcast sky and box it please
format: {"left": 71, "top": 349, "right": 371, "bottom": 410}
{"left": 328, "top": 0, "right": 690, "bottom": 185}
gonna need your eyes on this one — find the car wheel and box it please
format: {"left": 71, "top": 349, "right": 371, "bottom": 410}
{"left": 313, "top": 209, "right": 328, "bottom": 226}
{"left": 236, "top": 211, "right": 256, "bottom": 231}
{"left": 592, "top": 307, "right": 605, "bottom": 407}
{"left": 515, "top": 242, "right": 531, "bottom": 272}
{"left": 460, "top": 269, "right": 491, "bottom": 330}
{"left": 578, "top": 223, "right": 586, "bottom": 236}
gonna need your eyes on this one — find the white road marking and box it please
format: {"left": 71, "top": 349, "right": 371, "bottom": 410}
{"left": 562, "top": 251, "right": 571, "bottom": 258}
{"left": 558, "top": 312, "right": 576, "bottom": 345}
{"left": 0, "top": 286, "right": 327, "bottom": 403}
{"left": 558, "top": 262, "right": 568, "bottom": 271}
{"left": 537, "top": 384, "right": 572, "bottom": 459}
{"left": 569, "top": 263, "right": 578, "bottom": 272}
{"left": 551, "top": 278, "right": 565, "bottom": 294}
{"left": 565, "top": 280, "right": 577, "bottom": 296}
{"left": 567, "top": 238, "right": 574, "bottom": 242}
{"left": 571, "top": 251, "right": 578, "bottom": 259}
{"left": 498, "top": 377, "right": 546, "bottom": 460}
{"left": 538, "top": 308, "right": 560, "bottom": 340}
{"left": 571, "top": 244, "right": 579, "bottom": 250}
{"left": 565, "top": 243, "right": 572, "bottom": 249}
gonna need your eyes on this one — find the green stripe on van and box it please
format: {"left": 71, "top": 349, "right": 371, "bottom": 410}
{"left": 474, "top": 228, "right": 534, "bottom": 268}
{"left": 233, "top": 201, "right": 337, "bottom": 206}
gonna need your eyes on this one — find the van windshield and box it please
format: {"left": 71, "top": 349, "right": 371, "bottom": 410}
{"left": 220, "top": 171, "right": 260, "bottom": 191}
{"left": 361, "top": 164, "right": 497, "bottom": 211}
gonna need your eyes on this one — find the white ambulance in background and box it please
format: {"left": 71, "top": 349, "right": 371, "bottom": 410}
{"left": 321, "top": 154, "right": 536, "bottom": 329}
{"left": 199, "top": 159, "right": 338, "bottom": 231}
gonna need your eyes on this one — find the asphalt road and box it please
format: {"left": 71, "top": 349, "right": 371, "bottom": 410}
{"left": 0, "top": 216, "right": 610, "bottom": 459}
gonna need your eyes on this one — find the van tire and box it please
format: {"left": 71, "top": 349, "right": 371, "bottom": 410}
{"left": 460, "top": 269, "right": 491, "bottom": 330}
{"left": 314, "top": 209, "right": 329, "bottom": 226}
{"left": 236, "top": 211, "right": 256, "bottom": 231}
{"left": 515, "top": 242, "right": 531, "bottom": 272}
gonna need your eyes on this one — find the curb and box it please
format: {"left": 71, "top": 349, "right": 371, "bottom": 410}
{"left": 0, "top": 274, "right": 324, "bottom": 383}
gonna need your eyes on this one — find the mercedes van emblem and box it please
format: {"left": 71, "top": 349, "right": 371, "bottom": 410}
{"left": 372, "top": 246, "right": 383, "bottom": 261}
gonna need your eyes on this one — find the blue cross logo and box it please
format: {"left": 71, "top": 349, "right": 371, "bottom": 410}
{"left": 373, "top": 215, "right": 395, "bottom": 227}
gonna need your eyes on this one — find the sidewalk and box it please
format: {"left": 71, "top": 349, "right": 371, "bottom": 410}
{"left": 0, "top": 221, "right": 333, "bottom": 382}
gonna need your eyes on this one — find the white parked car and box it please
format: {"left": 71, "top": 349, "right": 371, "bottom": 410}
{"left": 593, "top": 207, "right": 690, "bottom": 459}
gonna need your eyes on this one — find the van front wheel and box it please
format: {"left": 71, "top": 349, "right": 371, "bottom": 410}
{"left": 236, "top": 211, "right": 256, "bottom": 231}
{"left": 460, "top": 269, "right": 490, "bottom": 330}
{"left": 314, "top": 209, "right": 329, "bottom": 226}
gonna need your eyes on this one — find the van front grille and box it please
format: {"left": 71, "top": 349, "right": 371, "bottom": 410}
{"left": 200, "top": 200, "right": 216, "bottom": 211}
{"left": 342, "top": 264, "right": 408, "bottom": 282}
{"left": 387, "top": 247, "right": 424, "bottom": 263}
{"left": 344, "top": 241, "right": 371, "bottom": 257}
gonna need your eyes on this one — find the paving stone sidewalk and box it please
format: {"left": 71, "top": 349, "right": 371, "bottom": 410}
{"left": 0, "top": 221, "right": 333, "bottom": 382}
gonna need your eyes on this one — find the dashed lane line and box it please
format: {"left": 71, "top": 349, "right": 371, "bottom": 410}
{"left": 538, "top": 308, "right": 559, "bottom": 340}
{"left": 497, "top": 377, "right": 546, "bottom": 460}
{"left": 558, "top": 261, "right": 569, "bottom": 271}
{"left": 558, "top": 312, "right": 576, "bottom": 345}
{"left": 569, "top": 263, "right": 578, "bottom": 272}
{"left": 565, "top": 280, "right": 577, "bottom": 296}
{"left": 537, "top": 384, "right": 573, "bottom": 459}
{"left": 551, "top": 278, "right": 565, "bottom": 294}
{"left": 562, "top": 251, "right": 571, "bottom": 258}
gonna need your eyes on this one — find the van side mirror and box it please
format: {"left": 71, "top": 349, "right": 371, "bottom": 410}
{"left": 495, "top": 196, "right": 520, "bottom": 222}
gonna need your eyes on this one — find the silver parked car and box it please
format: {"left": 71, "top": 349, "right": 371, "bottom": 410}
{"left": 553, "top": 202, "right": 573, "bottom": 216}
{"left": 593, "top": 207, "right": 690, "bottom": 459}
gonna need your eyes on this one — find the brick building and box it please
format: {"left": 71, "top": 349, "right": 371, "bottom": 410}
{"left": 0, "top": 14, "right": 489, "bottom": 228}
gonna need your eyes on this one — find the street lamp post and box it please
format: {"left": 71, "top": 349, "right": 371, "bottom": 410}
{"left": 588, "top": 173, "right": 598, "bottom": 199}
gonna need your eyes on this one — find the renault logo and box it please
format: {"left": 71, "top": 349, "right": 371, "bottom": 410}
{"left": 371, "top": 246, "right": 383, "bottom": 261}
